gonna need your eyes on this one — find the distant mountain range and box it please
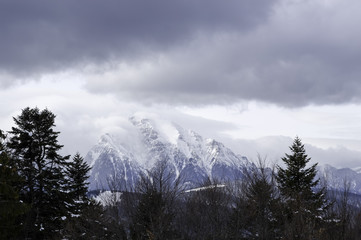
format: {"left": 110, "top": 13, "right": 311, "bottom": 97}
{"left": 85, "top": 116, "right": 361, "bottom": 195}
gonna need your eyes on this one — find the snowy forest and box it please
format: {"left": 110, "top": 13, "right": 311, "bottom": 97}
{"left": 1, "top": 107, "right": 361, "bottom": 240}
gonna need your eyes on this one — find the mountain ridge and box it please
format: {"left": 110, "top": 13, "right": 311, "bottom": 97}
{"left": 85, "top": 116, "right": 251, "bottom": 190}
{"left": 85, "top": 116, "right": 361, "bottom": 195}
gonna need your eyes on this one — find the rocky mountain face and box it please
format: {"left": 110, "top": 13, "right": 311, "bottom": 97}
{"left": 85, "top": 117, "right": 252, "bottom": 190}
{"left": 318, "top": 165, "right": 361, "bottom": 195}
{"left": 85, "top": 116, "right": 361, "bottom": 196}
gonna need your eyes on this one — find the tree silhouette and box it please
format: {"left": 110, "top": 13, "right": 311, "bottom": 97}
{"left": 7, "top": 107, "right": 70, "bottom": 239}
{"left": 276, "top": 137, "right": 328, "bottom": 239}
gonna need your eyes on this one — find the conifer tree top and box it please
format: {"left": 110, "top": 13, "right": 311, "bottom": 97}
{"left": 276, "top": 137, "right": 319, "bottom": 198}
{"left": 276, "top": 139, "right": 329, "bottom": 238}
{"left": 8, "top": 107, "right": 69, "bottom": 163}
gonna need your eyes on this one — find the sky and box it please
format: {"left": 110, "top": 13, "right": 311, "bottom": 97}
{"left": 1, "top": 0, "right": 361, "bottom": 168}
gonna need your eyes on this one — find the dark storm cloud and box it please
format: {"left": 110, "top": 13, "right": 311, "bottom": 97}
{"left": 0, "top": 0, "right": 276, "bottom": 77}
{"left": 3, "top": 0, "right": 361, "bottom": 107}
{"left": 85, "top": 0, "right": 361, "bottom": 107}
{"left": 86, "top": 40, "right": 361, "bottom": 107}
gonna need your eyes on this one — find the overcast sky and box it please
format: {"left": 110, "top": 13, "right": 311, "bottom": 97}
{"left": 1, "top": 0, "right": 361, "bottom": 168}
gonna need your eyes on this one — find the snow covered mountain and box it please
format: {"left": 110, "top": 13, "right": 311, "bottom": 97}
{"left": 85, "top": 116, "right": 252, "bottom": 190}
{"left": 84, "top": 116, "right": 361, "bottom": 196}
{"left": 318, "top": 164, "right": 361, "bottom": 195}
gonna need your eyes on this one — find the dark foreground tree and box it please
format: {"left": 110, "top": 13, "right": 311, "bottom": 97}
{"left": 234, "top": 157, "right": 282, "bottom": 240}
{"left": 66, "top": 153, "right": 91, "bottom": 217}
{"left": 129, "top": 160, "right": 182, "bottom": 240}
{"left": 7, "top": 107, "right": 70, "bottom": 239}
{"left": 182, "top": 177, "right": 231, "bottom": 240}
{"left": 0, "top": 130, "right": 28, "bottom": 239}
{"left": 276, "top": 137, "right": 328, "bottom": 239}
{"left": 63, "top": 199, "right": 123, "bottom": 240}
{"left": 62, "top": 153, "right": 120, "bottom": 239}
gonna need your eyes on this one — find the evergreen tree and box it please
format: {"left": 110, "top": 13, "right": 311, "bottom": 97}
{"left": 66, "top": 153, "right": 91, "bottom": 217}
{"left": 276, "top": 137, "right": 327, "bottom": 239}
{"left": 63, "top": 199, "right": 122, "bottom": 240}
{"left": 7, "top": 107, "right": 70, "bottom": 239}
{"left": 64, "top": 153, "right": 122, "bottom": 239}
{"left": 242, "top": 159, "right": 282, "bottom": 240}
{"left": 0, "top": 130, "right": 28, "bottom": 239}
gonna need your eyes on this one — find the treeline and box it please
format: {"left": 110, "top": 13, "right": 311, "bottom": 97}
{"left": 1, "top": 107, "right": 361, "bottom": 239}
{"left": 103, "top": 144, "right": 361, "bottom": 240}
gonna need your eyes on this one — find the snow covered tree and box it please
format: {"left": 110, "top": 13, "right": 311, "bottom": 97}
{"left": 276, "top": 137, "right": 327, "bottom": 239}
{"left": 0, "top": 130, "right": 28, "bottom": 239}
{"left": 7, "top": 107, "right": 70, "bottom": 239}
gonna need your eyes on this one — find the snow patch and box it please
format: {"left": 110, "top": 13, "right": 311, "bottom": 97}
{"left": 94, "top": 191, "right": 123, "bottom": 206}
{"left": 184, "top": 184, "right": 226, "bottom": 193}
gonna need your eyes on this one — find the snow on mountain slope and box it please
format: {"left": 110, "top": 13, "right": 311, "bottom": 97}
{"left": 85, "top": 116, "right": 361, "bottom": 195}
{"left": 318, "top": 164, "right": 361, "bottom": 195}
{"left": 86, "top": 133, "right": 143, "bottom": 190}
{"left": 85, "top": 116, "right": 251, "bottom": 190}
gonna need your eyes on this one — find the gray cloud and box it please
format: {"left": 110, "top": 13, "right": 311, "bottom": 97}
{"left": 84, "top": 0, "right": 361, "bottom": 107}
{"left": 0, "top": 0, "right": 275, "bottom": 77}
{"left": 3, "top": 0, "right": 361, "bottom": 107}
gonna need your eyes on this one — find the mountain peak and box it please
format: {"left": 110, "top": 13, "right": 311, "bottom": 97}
{"left": 85, "top": 116, "right": 250, "bottom": 190}
{"left": 84, "top": 116, "right": 361, "bottom": 195}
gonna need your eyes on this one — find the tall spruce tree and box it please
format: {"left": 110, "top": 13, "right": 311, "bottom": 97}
{"left": 63, "top": 153, "right": 112, "bottom": 239}
{"left": 276, "top": 137, "right": 327, "bottom": 239}
{"left": 7, "top": 107, "right": 70, "bottom": 239}
{"left": 66, "top": 153, "right": 91, "bottom": 217}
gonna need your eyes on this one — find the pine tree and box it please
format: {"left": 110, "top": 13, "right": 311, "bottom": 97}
{"left": 7, "top": 107, "right": 70, "bottom": 239}
{"left": 64, "top": 198, "right": 123, "bottom": 240}
{"left": 63, "top": 153, "right": 124, "bottom": 239}
{"left": 66, "top": 153, "right": 91, "bottom": 217}
{"left": 0, "top": 130, "right": 28, "bottom": 239}
{"left": 276, "top": 137, "right": 327, "bottom": 239}
{"left": 242, "top": 159, "right": 282, "bottom": 240}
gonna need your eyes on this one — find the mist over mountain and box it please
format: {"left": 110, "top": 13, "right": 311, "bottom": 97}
{"left": 85, "top": 116, "right": 361, "bottom": 195}
{"left": 85, "top": 116, "right": 252, "bottom": 190}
